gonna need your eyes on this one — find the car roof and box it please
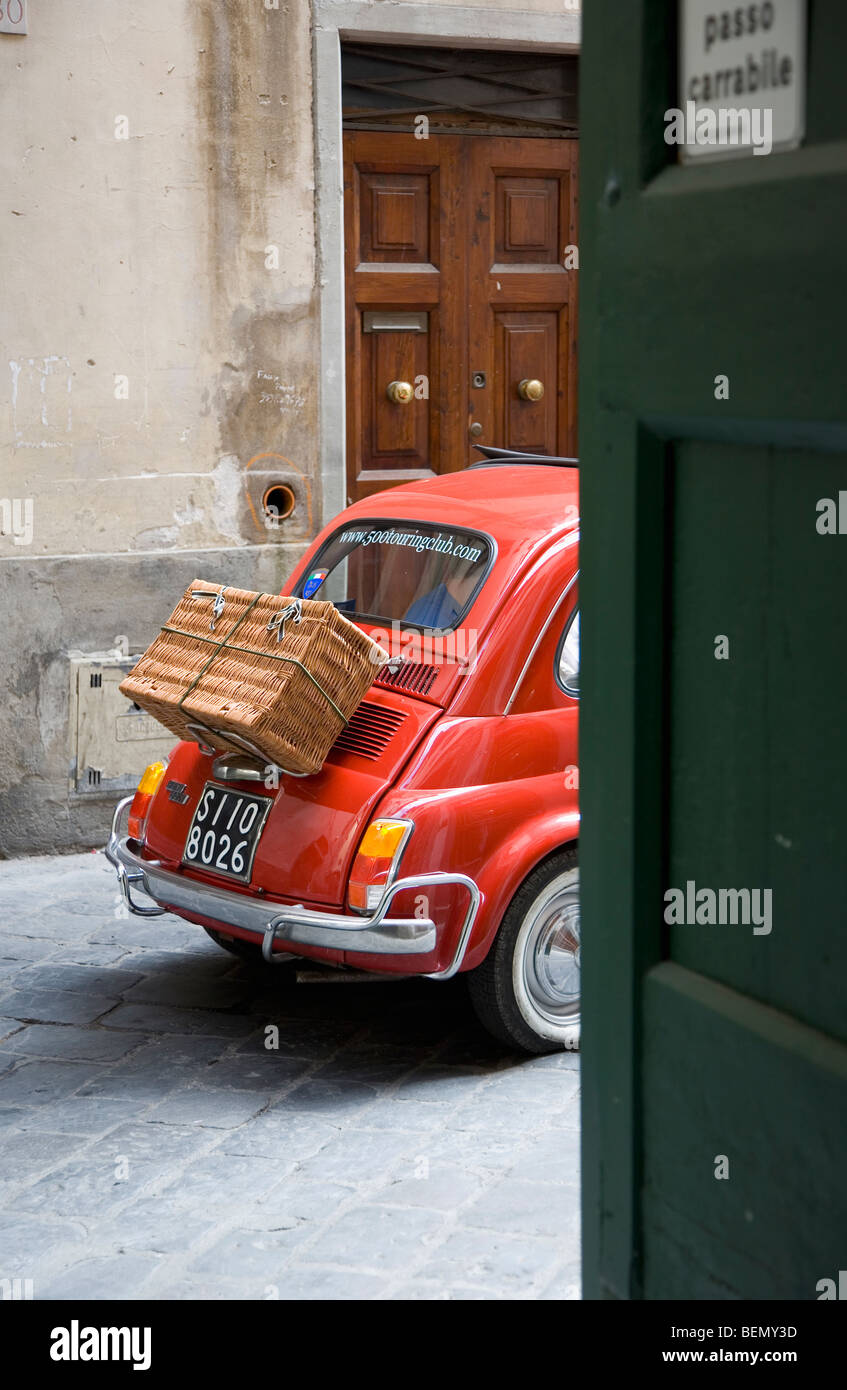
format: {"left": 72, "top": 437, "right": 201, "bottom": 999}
{"left": 340, "top": 464, "right": 580, "bottom": 543}
{"left": 293, "top": 464, "right": 579, "bottom": 663}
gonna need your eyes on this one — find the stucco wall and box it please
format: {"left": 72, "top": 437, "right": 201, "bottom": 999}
{"left": 0, "top": 1, "right": 318, "bottom": 854}
{"left": 1, "top": 1, "right": 319, "bottom": 559}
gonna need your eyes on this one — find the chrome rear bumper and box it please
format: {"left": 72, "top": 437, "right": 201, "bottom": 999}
{"left": 105, "top": 797, "right": 481, "bottom": 978}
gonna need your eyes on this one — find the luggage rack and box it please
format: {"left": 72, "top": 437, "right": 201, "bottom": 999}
{"left": 183, "top": 721, "right": 310, "bottom": 778}
{"left": 469, "top": 444, "right": 579, "bottom": 469}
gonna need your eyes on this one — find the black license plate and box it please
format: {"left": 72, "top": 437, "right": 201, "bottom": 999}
{"left": 182, "top": 783, "right": 272, "bottom": 883}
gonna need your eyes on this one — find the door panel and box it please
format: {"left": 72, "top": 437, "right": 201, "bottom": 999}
{"left": 495, "top": 312, "right": 564, "bottom": 456}
{"left": 494, "top": 175, "right": 562, "bottom": 263}
{"left": 344, "top": 131, "right": 578, "bottom": 502}
{"left": 468, "top": 138, "right": 578, "bottom": 467}
{"left": 364, "top": 325, "right": 431, "bottom": 471}
{"left": 580, "top": 0, "right": 847, "bottom": 1299}
{"left": 642, "top": 963, "right": 847, "bottom": 1299}
{"left": 358, "top": 171, "right": 434, "bottom": 263}
{"left": 345, "top": 133, "right": 462, "bottom": 503}
{"left": 668, "top": 442, "right": 847, "bottom": 1043}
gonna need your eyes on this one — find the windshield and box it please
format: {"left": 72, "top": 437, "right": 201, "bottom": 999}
{"left": 294, "top": 520, "right": 494, "bottom": 631}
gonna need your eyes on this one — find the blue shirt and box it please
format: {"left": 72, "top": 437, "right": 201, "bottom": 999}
{"left": 404, "top": 582, "right": 461, "bottom": 630}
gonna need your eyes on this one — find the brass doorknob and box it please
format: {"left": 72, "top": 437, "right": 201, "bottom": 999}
{"left": 518, "top": 378, "right": 545, "bottom": 401}
{"left": 386, "top": 380, "right": 413, "bottom": 404}
{"left": 469, "top": 421, "right": 483, "bottom": 438}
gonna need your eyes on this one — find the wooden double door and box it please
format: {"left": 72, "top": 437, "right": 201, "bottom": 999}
{"left": 344, "top": 131, "right": 578, "bottom": 502}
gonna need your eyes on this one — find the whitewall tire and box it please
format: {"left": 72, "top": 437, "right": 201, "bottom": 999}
{"left": 467, "top": 848, "right": 580, "bottom": 1055}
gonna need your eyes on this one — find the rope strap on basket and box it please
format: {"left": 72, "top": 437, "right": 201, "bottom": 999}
{"left": 162, "top": 594, "right": 347, "bottom": 726}
{"left": 266, "top": 598, "right": 302, "bottom": 643}
{"left": 191, "top": 585, "right": 228, "bottom": 632}
{"left": 172, "top": 592, "right": 263, "bottom": 710}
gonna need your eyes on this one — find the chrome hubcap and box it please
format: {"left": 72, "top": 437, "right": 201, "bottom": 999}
{"left": 521, "top": 880, "right": 580, "bottom": 1025}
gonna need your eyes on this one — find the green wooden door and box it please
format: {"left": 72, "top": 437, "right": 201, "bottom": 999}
{"left": 579, "top": 0, "right": 847, "bottom": 1299}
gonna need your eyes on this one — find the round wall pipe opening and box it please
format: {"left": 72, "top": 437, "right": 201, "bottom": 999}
{"left": 262, "top": 483, "right": 296, "bottom": 523}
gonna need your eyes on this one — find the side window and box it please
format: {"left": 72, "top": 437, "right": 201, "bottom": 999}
{"left": 556, "top": 608, "right": 579, "bottom": 698}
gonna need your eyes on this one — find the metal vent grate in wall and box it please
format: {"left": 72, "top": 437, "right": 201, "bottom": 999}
{"left": 342, "top": 43, "right": 578, "bottom": 137}
{"left": 331, "top": 700, "right": 408, "bottom": 760}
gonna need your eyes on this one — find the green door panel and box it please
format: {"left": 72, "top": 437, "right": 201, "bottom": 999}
{"left": 669, "top": 441, "right": 847, "bottom": 1044}
{"left": 642, "top": 964, "right": 847, "bottom": 1299}
{"left": 580, "top": 0, "right": 847, "bottom": 1299}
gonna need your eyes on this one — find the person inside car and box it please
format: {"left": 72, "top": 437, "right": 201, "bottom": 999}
{"left": 403, "top": 559, "right": 479, "bottom": 629}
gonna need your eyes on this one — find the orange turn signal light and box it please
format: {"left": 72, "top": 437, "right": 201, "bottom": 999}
{"left": 128, "top": 760, "right": 167, "bottom": 841}
{"left": 358, "top": 820, "right": 409, "bottom": 861}
{"left": 348, "top": 818, "right": 412, "bottom": 913}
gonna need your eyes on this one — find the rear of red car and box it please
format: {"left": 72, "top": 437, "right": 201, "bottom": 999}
{"left": 107, "top": 464, "right": 579, "bottom": 991}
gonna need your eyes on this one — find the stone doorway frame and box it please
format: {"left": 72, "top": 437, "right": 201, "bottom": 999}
{"left": 312, "top": 0, "right": 581, "bottom": 523}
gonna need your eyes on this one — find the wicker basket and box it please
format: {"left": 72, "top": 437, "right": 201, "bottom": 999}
{"left": 119, "top": 581, "right": 388, "bottom": 775}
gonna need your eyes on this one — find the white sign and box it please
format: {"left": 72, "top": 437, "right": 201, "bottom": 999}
{"left": 0, "top": 0, "right": 27, "bottom": 35}
{"left": 675, "top": 0, "right": 805, "bottom": 161}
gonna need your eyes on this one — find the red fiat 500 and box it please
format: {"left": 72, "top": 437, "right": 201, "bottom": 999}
{"left": 107, "top": 450, "right": 580, "bottom": 1053}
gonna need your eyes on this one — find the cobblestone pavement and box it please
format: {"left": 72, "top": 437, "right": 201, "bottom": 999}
{"left": 0, "top": 850, "right": 581, "bottom": 1301}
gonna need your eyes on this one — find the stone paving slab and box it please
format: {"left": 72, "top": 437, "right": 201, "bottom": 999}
{"left": 0, "top": 849, "right": 581, "bottom": 1300}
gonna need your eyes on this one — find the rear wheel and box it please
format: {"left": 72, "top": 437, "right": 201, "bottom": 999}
{"left": 467, "top": 848, "right": 580, "bottom": 1054}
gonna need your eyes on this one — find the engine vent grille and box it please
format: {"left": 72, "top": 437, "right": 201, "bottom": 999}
{"left": 331, "top": 700, "right": 408, "bottom": 761}
{"left": 375, "top": 662, "right": 439, "bottom": 696}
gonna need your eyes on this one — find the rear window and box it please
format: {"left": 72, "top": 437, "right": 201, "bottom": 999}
{"left": 294, "top": 520, "right": 494, "bottom": 631}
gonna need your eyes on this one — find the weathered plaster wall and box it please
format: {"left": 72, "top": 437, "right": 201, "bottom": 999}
{"left": 0, "top": 0, "right": 580, "bottom": 856}
{"left": 0, "top": 1, "right": 318, "bottom": 854}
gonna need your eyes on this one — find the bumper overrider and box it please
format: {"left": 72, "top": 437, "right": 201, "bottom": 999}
{"left": 105, "top": 797, "right": 481, "bottom": 980}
